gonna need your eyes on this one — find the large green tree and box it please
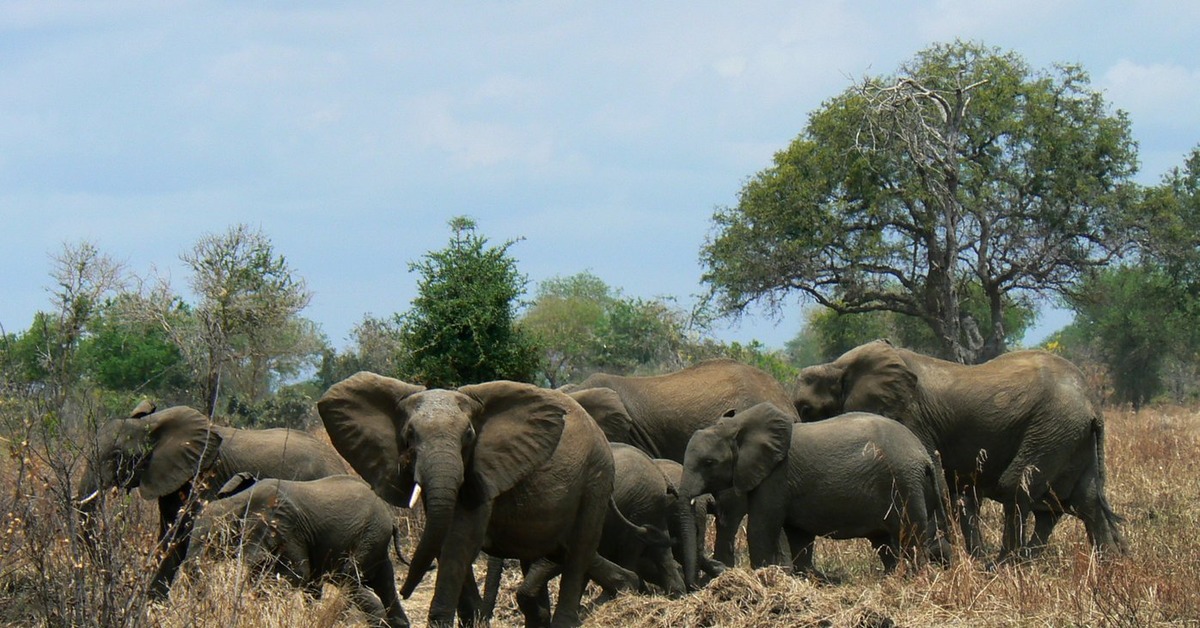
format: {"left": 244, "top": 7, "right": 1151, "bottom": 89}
{"left": 702, "top": 41, "right": 1138, "bottom": 363}
{"left": 1063, "top": 145, "right": 1200, "bottom": 407}
{"left": 397, "top": 217, "right": 539, "bottom": 388}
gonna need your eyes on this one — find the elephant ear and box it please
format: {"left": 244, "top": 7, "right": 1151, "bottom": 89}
{"left": 731, "top": 402, "right": 793, "bottom": 493}
{"left": 130, "top": 399, "right": 157, "bottom": 418}
{"left": 459, "top": 381, "right": 568, "bottom": 501}
{"left": 139, "top": 406, "right": 222, "bottom": 499}
{"left": 568, "top": 387, "right": 632, "bottom": 442}
{"left": 318, "top": 371, "right": 425, "bottom": 507}
{"left": 839, "top": 340, "right": 918, "bottom": 422}
{"left": 216, "top": 472, "right": 258, "bottom": 498}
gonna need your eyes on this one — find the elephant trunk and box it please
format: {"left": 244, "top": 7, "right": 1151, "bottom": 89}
{"left": 400, "top": 450, "right": 463, "bottom": 598}
{"left": 673, "top": 494, "right": 699, "bottom": 590}
{"left": 74, "top": 463, "right": 105, "bottom": 548}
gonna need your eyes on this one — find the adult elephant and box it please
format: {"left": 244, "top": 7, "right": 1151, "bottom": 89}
{"left": 74, "top": 401, "right": 348, "bottom": 597}
{"left": 186, "top": 474, "right": 409, "bottom": 628}
{"left": 570, "top": 358, "right": 800, "bottom": 567}
{"left": 318, "top": 373, "right": 631, "bottom": 628}
{"left": 678, "top": 405, "right": 951, "bottom": 574}
{"left": 791, "top": 339, "right": 1124, "bottom": 561}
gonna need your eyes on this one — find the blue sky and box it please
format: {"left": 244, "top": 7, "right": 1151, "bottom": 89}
{"left": 2, "top": 1, "right": 1198, "bottom": 350}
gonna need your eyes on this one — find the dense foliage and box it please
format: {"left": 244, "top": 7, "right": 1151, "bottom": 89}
{"left": 396, "top": 217, "right": 541, "bottom": 388}
{"left": 702, "top": 41, "right": 1138, "bottom": 364}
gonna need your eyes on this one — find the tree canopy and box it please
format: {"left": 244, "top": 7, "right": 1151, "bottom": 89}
{"left": 702, "top": 41, "right": 1138, "bottom": 363}
{"left": 396, "top": 217, "right": 540, "bottom": 388}
{"left": 521, "top": 272, "right": 689, "bottom": 385}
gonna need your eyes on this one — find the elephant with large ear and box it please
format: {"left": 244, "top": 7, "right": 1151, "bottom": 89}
{"left": 791, "top": 339, "right": 1125, "bottom": 561}
{"left": 678, "top": 404, "right": 952, "bottom": 574}
{"left": 185, "top": 474, "right": 409, "bottom": 628}
{"left": 74, "top": 402, "right": 348, "bottom": 597}
{"left": 570, "top": 359, "right": 800, "bottom": 567}
{"left": 317, "top": 373, "right": 624, "bottom": 628}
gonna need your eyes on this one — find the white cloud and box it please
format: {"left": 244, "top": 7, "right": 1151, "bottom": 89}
{"left": 1101, "top": 59, "right": 1200, "bottom": 130}
{"left": 404, "top": 93, "right": 558, "bottom": 170}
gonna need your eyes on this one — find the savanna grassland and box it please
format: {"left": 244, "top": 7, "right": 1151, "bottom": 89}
{"left": 1, "top": 404, "right": 1197, "bottom": 627}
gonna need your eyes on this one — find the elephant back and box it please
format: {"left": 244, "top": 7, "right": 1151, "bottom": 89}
{"left": 205, "top": 426, "right": 347, "bottom": 497}
{"left": 580, "top": 359, "right": 796, "bottom": 462}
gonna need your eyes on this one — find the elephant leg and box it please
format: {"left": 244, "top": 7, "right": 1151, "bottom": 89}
{"left": 353, "top": 560, "right": 411, "bottom": 628}
{"left": 425, "top": 506, "right": 489, "bottom": 628}
{"left": 481, "top": 555, "right": 509, "bottom": 619}
{"left": 998, "top": 500, "right": 1031, "bottom": 563}
{"left": 1026, "top": 508, "right": 1063, "bottom": 558}
{"left": 640, "top": 545, "right": 685, "bottom": 598}
{"left": 955, "top": 489, "right": 987, "bottom": 559}
{"left": 782, "top": 528, "right": 817, "bottom": 576}
{"left": 711, "top": 489, "right": 746, "bottom": 567}
{"left": 869, "top": 533, "right": 902, "bottom": 574}
{"left": 455, "top": 572, "right": 485, "bottom": 627}
{"left": 550, "top": 502, "right": 608, "bottom": 628}
{"left": 148, "top": 492, "right": 191, "bottom": 599}
{"left": 516, "top": 559, "right": 555, "bottom": 628}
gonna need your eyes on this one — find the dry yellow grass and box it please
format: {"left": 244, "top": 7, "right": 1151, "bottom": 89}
{"left": 1, "top": 405, "right": 1198, "bottom": 626}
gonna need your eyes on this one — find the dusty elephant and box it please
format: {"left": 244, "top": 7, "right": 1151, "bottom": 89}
{"left": 569, "top": 359, "right": 800, "bottom": 567}
{"left": 791, "top": 339, "right": 1124, "bottom": 561}
{"left": 74, "top": 401, "right": 348, "bottom": 597}
{"left": 185, "top": 474, "right": 409, "bottom": 628}
{"left": 318, "top": 373, "right": 635, "bottom": 628}
{"left": 679, "top": 403, "right": 952, "bottom": 574}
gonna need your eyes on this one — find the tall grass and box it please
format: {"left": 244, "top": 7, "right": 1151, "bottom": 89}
{"left": 1, "top": 403, "right": 1196, "bottom": 626}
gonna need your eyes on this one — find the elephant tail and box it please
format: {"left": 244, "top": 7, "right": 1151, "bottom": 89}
{"left": 925, "top": 450, "right": 954, "bottom": 562}
{"left": 1092, "top": 415, "right": 1127, "bottom": 548}
{"left": 608, "top": 495, "right": 672, "bottom": 548}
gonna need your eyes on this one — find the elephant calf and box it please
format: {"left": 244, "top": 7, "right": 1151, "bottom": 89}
{"left": 679, "top": 404, "right": 952, "bottom": 575}
{"left": 186, "top": 474, "right": 409, "bottom": 628}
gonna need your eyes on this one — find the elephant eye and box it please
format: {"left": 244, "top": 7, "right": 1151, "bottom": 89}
{"left": 401, "top": 424, "right": 417, "bottom": 447}
{"left": 462, "top": 425, "right": 476, "bottom": 447}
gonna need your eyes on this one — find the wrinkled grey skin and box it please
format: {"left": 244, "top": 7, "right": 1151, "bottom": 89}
{"left": 679, "top": 404, "right": 952, "bottom": 575}
{"left": 186, "top": 474, "right": 408, "bottom": 628}
{"left": 483, "top": 444, "right": 687, "bottom": 619}
{"left": 791, "top": 340, "right": 1124, "bottom": 561}
{"left": 318, "top": 373, "right": 630, "bottom": 628}
{"left": 74, "top": 402, "right": 347, "bottom": 598}
{"left": 651, "top": 458, "right": 726, "bottom": 589}
{"left": 569, "top": 359, "right": 800, "bottom": 568}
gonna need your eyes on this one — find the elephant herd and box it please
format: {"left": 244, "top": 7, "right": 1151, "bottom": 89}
{"left": 73, "top": 340, "right": 1125, "bottom": 628}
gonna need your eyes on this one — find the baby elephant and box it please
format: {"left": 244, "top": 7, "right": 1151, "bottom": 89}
{"left": 679, "top": 404, "right": 951, "bottom": 575}
{"left": 186, "top": 474, "right": 409, "bottom": 628}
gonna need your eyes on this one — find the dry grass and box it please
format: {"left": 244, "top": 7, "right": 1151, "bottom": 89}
{"left": 1, "top": 405, "right": 1198, "bottom": 626}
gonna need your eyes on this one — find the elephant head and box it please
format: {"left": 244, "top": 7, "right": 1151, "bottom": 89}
{"left": 76, "top": 405, "right": 223, "bottom": 508}
{"left": 792, "top": 339, "right": 918, "bottom": 423}
{"left": 679, "top": 402, "right": 794, "bottom": 499}
{"left": 317, "top": 372, "right": 572, "bottom": 598}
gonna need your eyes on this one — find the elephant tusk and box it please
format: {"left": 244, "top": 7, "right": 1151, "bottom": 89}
{"left": 408, "top": 483, "right": 422, "bottom": 509}
{"left": 690, "top": 498, "right": 696, "bottom": 507}
{"left": 77, "top": 490, "right": 101, "bottom": 506}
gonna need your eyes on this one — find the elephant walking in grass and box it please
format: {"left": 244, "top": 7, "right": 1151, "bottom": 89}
{"left": 791, "top": 340, "right": 1125, "bottom": 561}
{"left": 185, "top": 474, "right": 409, "bottom": 628}
{"left": 569, "top": 359, "right": 800, "bottom": 568}
{"left": 318, "top": 373, "right": 637, "bottom": 628}
{"left": 678, "top": 404, "right": 952, "bottom": 575}
{"left": 74, "top": 401, "right": 348, "bottom": 597}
